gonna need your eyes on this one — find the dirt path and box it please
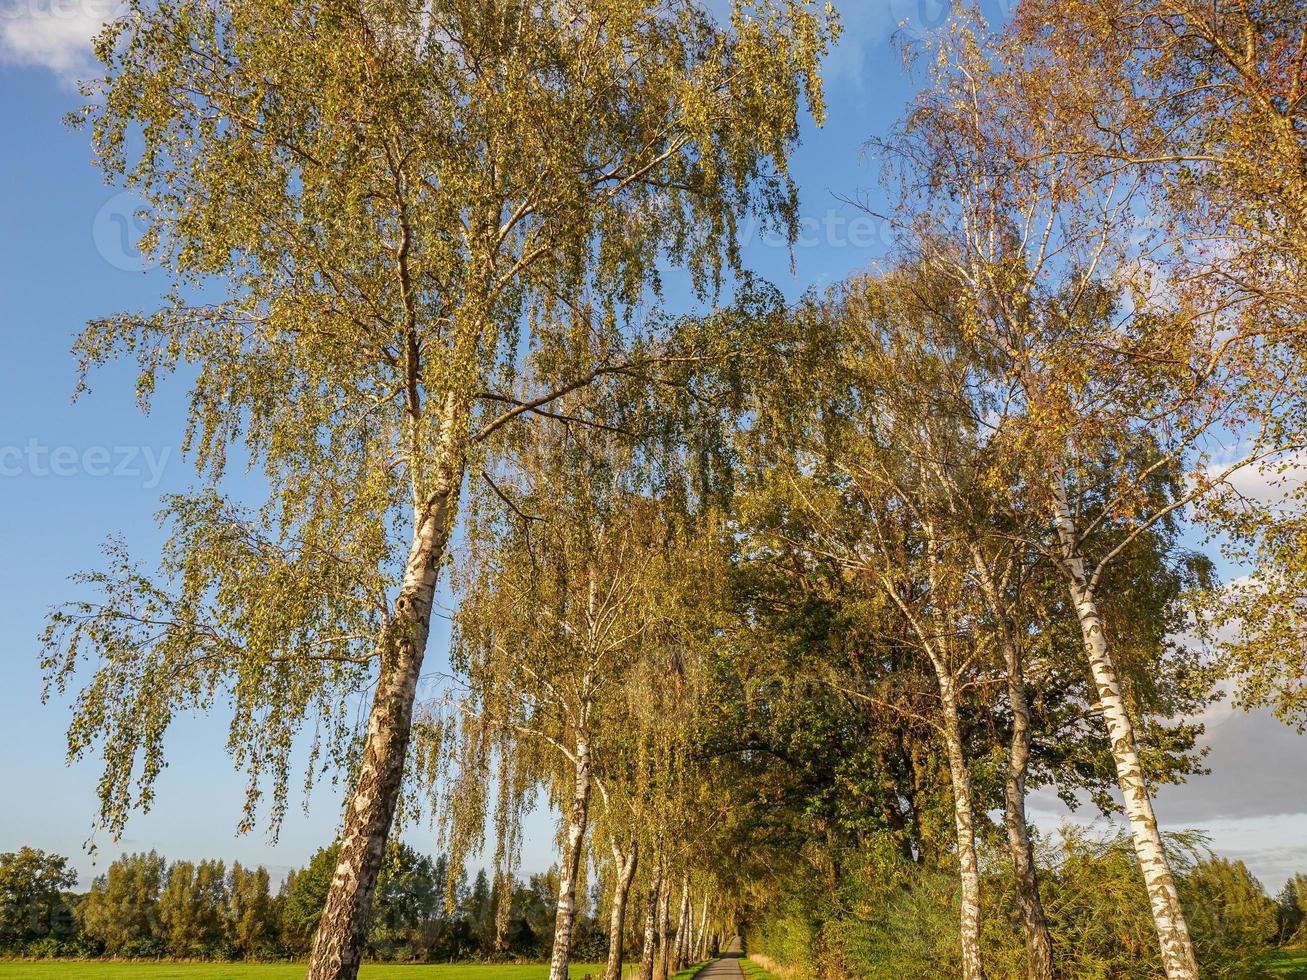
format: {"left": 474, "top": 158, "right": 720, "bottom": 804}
{"left": 694, "top": 938, "right": 745, "bottom": 979}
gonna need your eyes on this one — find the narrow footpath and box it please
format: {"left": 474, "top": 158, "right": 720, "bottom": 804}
{"left": 694, "top": 937, "right": 745, "bottom": 978}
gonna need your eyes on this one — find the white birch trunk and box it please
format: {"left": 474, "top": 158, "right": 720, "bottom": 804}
{"left": 695, "top": 893, "right": 709, "bottom": 963}
{"left": 673, "top": 877, "right": 690, "bottom": 970}
{"left": 548, "top": 736, "right": 593, "bottom": 980}
{"left": 657, "top": 875, "right": 671, "bottom": 980}
{"left": 683, "top": 893, "right": 695, "bottom": 968}
{"left": 1051, "top": 486, "right": 1198, "bottom": 980}
{"left": 881, "top": 538, "right": 986, "bottom": 980}
{"left": 307, "top": 451, "right": 462, "bottom": 980}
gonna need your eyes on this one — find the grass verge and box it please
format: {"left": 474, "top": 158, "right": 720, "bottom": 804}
{"left": 1264, "top": 949, "right": 1307, "bottom": 979}
{"left": 0, "top": 964, "right": 606, "bottom": 980}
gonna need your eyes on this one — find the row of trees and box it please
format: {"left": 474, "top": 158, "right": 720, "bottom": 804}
{"left": 5, "top": 842, "right": 1306, "bottom": 972}
{"left": 38, "top": 0, "right": 1307, "bottom": 978}
{"left": 0, "top": 845, "right": 615, "bottom": 963}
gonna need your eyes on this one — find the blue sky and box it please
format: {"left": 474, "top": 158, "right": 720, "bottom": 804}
{"left": 1, "top": 1, "right": 1303, "bottom": 895}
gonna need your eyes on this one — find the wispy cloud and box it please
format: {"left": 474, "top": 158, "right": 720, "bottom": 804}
{"left": 1202, "top": 448, "right": 1307, "bottom": 509}
{"left": 0, "top": 0, "right": 120, "bottom": 83}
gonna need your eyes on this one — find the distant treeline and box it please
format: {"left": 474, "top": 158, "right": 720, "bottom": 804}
{"left": 0, "top": 845, "right": 603, "bottom": 962}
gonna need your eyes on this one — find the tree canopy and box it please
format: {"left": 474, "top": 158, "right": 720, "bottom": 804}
{"left": 33, "top": 0, "right": 1307, "bottom": 978}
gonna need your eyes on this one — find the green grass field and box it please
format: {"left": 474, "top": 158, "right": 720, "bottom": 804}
{"left": 0, "top": 963, "right": 719, "bottom": 980}
{"left": 1265, "top": 949, "right": 1307, "bottom": 978}
{"left": 0, "top": 965, "right": 608, "bottom": 980}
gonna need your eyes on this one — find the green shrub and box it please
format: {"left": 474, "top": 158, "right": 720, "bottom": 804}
{"left": 1041, "top": 829, "right": 1276, "bottom": 979}
{"left": 1040, "top": 828, "right": 1166, "bottom": 978}
{"left": 1181, "top": 857, "right": 1277, "bottom": 978}
{"left": 743, "top": 828, "right": 1280, "bottom": 979}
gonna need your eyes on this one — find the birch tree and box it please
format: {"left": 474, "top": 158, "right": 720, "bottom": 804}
{"left": 41, "top": 2, "right": 833, "bottom": 977}
{"left": 869, "top": 297, "right": 1206, "bottom": 980}
{"left": 827, "top": 412, "right": 992, "bottom": 980}
{"left": 448, "top": 422, "right": 677, "bottom": 980}
{"left": 621, "top": 537, "right": 730, "bottom": 980}
{"left": 592, "top": 689, "right": 703, "bottom": 980}
{"left": 874, "top": 18, "right": 1291, "bottom": 976}
{"left": 704, "top": 262, "right": 1214, "bottom": 976}
{"left": 636, "top": 863, "right": 662, "bottom": 980}
{"left": 729, "top": 292, "right": 990, "bottom": 977}
{"left": 822, "top": 272, "right": 1057, "bottom": 979}
{"left": 1005, "top": 0, "right": 1307, "bottom": 730}
{"left": 599, "top": 824, "right": 640, "bottom": 980}
{"left": 1010, "top": 0, "right": 1307, "bottom": 333}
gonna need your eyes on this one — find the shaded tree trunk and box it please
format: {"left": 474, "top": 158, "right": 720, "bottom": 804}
{"left": 1051, "top": 488, "right": 1198, "bottom": 980}
{"left": 605, "top": 840, "right": 639, "bottom": 980}
{"left": 971, "top": 553, "right": 1055, "bottom": 980}
{"left": 306, "top": 466, "right": 461, "bottom": 980}
{"left": 638, "top": 868, "right": 663, "bottom": 980}
{"left": 1000, "top": 647, "right": 1055, "bottom": 980}
{"left": 939, "top": 673, "right": 987, "bottom": 980}
{"left": 548, "top": 736, "right": 594, "bottom": 980}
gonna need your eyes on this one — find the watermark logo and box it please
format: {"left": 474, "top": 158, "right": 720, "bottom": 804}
{"left": 740, "top": 208, "right": 898, "bottom": 252}
{"left": 884, "top": 0, "right": 1016, "bottom": 42}
{"left": 92, "top": 190, "right": 156, "bottom": 273}
{"left": 0, "top": 0, "right": 119, "bottom": 20}
{"left": 0, "top": 440, "right": 171, "bottom": 489}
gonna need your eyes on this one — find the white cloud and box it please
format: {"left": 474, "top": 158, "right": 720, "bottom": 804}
{"left": 0, "top": 0, "right": 120, "bottom": 82}
{"left": 1203, "top": 448, "right": 1307, "bottom": 508}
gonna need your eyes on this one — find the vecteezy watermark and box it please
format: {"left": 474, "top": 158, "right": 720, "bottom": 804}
{"left": 0, "top": 440, "right": 172, "bottom": 489}
{"left": 0, "top": 0, "right": 118, "bottom": 21}
{"left": 740, "top": 208, "right": 898, "bottom": 252}
{"left": 884, "top": 0, "right": 1017, "bottom": 41}
{"left": 92, "top": 190, "right": 157, "bottom": 273}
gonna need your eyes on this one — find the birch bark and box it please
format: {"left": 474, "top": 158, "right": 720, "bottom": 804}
{"left": 695, "top": 895, "right": 709, "bottom": 961}
{"left": 657, "top": 875, "right": 671, "bottom": 980}
{"left": 307, "top": 449, "right": 463, "bottom": 980}
{"left": 880, "top": 547, "right": 987, "bottom": 980}
{"left": 673, "top": 877, "right": 690, "bottom": 970}
{"left": 1051, "top": 485, "right": 1198, "bottom": 980}
{"left": 939, "top": 673, "right": 987, "bottom": 980}
{"left": 548, "top": 737, "right": 594, "bottom": 980}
